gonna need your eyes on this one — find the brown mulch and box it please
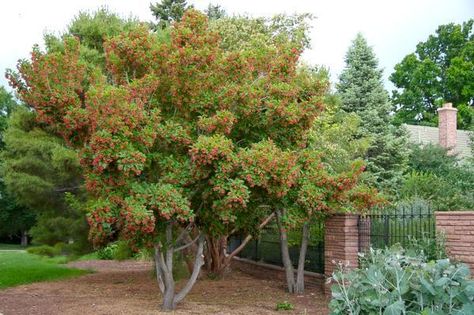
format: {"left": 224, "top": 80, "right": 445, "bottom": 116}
{"left": 0, "top": 259, "right": 329, "bottom": 315}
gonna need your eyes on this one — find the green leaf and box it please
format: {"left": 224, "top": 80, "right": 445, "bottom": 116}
{"left": 420, "top": 277, "right": 436, "bottom": 295}
{"left": 383, "top": 300, "right": 404, "bottom": 315}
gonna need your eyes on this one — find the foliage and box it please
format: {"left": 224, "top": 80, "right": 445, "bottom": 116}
{"left": 307, "top": 102, "right": 370, "bottom": 173}
{"left": 1, "top": 108, "right": 90, "bottom": 251}
{"left": 401, "top": 144, "right": 474, "bottom": 210}
{"left": 150, "top": 0, "right": 191, "bottom": 30}
{"left": 27, "top": 245, "right": 60, "bottom": 257}
{"left": 96, "top": 242, "right": 118, "bottom": 260}
{"left": 0, "top": 86, "right": 18, "bottom": 148}
{"left": 405, "top": 232, "right": 447, "bottom": 262}
{"left": 209, "top": 13, "right": 313, "bottom": 52}
{"left": 390, "top": 20, "right": 474, "bottom": 129}
{"left": 337, "top": 33, "right": 409, "bottom": 193}
{"left": 205, "top": 3, "right": 226, "bottom": 20}
{"left": 276, "top": 301, "right": 294, "bottom": 311}
{"left": 96, "top": 240, "right": 133, "bottom": 260}
{"left": 0, "top": 87, "right": 36, "bottom": 242}
{"left": 330, "top": 247, "right": 474, "bottom": 315}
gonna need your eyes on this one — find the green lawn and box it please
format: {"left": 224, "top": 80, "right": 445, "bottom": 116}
{"left": 0, "top": 251, "right": 90, "bottom": 289}
{"left": 0, "top": 243, "right": 28, "bottom": 250}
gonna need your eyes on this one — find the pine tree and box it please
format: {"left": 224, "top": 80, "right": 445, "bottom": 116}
{"left": 337, "top": 33, "right": 409, "bottom": 192}
{"left": 150, "top": 0, "right": 191, "bottom": 30}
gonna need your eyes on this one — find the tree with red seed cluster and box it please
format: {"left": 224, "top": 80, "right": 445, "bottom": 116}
{"left": 8, "top": 9, "right": 380, "bottom": 310}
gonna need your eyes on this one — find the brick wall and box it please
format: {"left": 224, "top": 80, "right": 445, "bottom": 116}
{"left": 436, "top": 211, "right": 474, "bottom": 273}
{"left": 324, "top": 214, "right": 359, "bottom": 294}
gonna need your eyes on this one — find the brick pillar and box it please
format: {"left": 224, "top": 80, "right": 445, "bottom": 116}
{"left": 324, "top": 214, "right": 360, "bottom": 295}
{"left": 436, "top": 211, "right": 474, "bottom": 274}
{"left": 437, "top": 103, "right": 457, "bottom": 154}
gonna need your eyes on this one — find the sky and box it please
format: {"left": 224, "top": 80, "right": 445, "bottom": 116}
{"left": 0, "top": 0, "right": 472, "bottom": 92}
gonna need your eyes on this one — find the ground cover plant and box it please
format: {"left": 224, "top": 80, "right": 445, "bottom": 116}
{"left": 0, "top": 251, "right": 89, "bottom": 289}
{"left": 329, "top": 246, "right": 474, "bottom": 315}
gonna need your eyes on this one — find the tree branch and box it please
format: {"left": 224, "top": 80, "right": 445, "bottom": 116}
{"left": 226, "top": 212, "right": 275, "bottom": 261}
{"left": 154, "top": 244, "right": 165, "bottom": 294}
{"left": 175, "top": 222, "right": 194, "bottom": 245}
{"left": 174, "top": 234, "right": 200, "bottom": 253}
{"left": 173, "top": 233, "right": 205, "bottom": 304}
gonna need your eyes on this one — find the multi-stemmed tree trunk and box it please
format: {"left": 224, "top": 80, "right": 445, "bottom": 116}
{"left": 154, "top": 223, "right": 205, "bottom": 311}
{"left": 204, "top": 213, "right": 275, "bottom": 277}
{"left": 276, "top": 209, "right": 310, "bottom": 294}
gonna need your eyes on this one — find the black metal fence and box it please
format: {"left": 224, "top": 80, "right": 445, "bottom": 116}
{"left": 358, "top": 203, "right": 435, "bottom": 252}
{"left": 229, "top": 221, "right": 325, "bottom": 274}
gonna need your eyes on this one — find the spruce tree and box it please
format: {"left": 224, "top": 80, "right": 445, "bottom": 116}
{"left": 337, "top": 33, "right": 409, "bottom": 192}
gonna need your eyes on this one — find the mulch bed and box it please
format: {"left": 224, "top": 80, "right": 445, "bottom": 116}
{"left": 0, "top": 259, "right": 329, "bottom": 315}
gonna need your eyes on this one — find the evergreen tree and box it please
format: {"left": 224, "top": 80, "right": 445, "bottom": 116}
{"left": 150, "top": 0, "right": 191, "bottom": 30}
{"left": 205, "top": 3, "right": 226, "bottom": 20}
{"left": 337, "top": 33, "right": 409, "bottom": 192}
{"left": 1, "top": 108, "right": 89, "bottom": 250}
{"left": 0, "top": 87, "right": 36, "bottom": 245}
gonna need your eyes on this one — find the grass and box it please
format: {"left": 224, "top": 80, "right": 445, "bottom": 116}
{"left": 0, "top": 251, "right": 90, "bottom": 289}
{"left": 0, "top": 243, "right": 29, "bottom": 250}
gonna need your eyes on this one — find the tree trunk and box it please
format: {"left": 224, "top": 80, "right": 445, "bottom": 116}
{"left": 20, "top": 231, "right": 28, "bottom": 247}
{"left": 205, "top": 236, "right": 226, "bottom": 276}
{"left": 154, "top": 223, "right": 206, "bottom": 311}
{"left": 276, "top": 209, "right": 295, "bottom": 293}
{"left": 205, "top": 212, "right": 276, "bottom": 277}
{"left": 295, "top": 222, "right": 309, "bottom": 294}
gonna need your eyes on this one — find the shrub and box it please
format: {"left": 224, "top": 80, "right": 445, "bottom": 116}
{"left": 96, "top": 240, "right": 134, "bottom": 260}
{"left": 405, "top": 232, "right": 447, "bottom": 262}
{"left": 276, "top": 301, "right": 294, "bottom": 311}
{"left": 96, "top": 243, "right": 118, "bottom": 260}
{"left": 27, "top": 245, "right": 60, "bottom": 257}
{"left": 329, "top": 247, "right": 474, "bottom": 314}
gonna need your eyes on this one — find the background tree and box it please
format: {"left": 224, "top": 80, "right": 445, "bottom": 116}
{"left": 337, "top": 33, "right": 409, "bottom": 192}
{"left": 205, "top": 3, "right": 226, "bottom": 20}
{"left": 1, "top": 9, "right": 141, "bottom": 251}
{"left": 400, "top": 144, "right": 474, "bottom": 210}
{"left": 0, "top": 86, "right": 35, "bottom": 245}
{"left": 150, "top": 0, "right": 191, "bottom": 30}
{"left": 1, "top": 108, "right": 89, "bottom": 251}
{"left": 390, "top": 20, "right": 474, "bottom": 129}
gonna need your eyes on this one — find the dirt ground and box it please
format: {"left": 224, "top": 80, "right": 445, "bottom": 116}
{"left": 0, "top": 259, "right": 329, "bottom": 315}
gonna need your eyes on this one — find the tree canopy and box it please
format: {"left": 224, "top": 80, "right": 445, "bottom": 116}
{"left": 390, "top": 19, "right": 474, "bottom": 129}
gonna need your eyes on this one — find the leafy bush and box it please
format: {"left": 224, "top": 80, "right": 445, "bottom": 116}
{"left": 329, "top": 247, "right": 474, "bottom": 314}
{"left": 401, "top": 144, "right": 474, "bottom": 210}
{"left": 27, "top": 245, "right": 60, "bottom": 257}
{"left": 96, "top": 243, "right": 118, "bottom": 260}
{"left": 276, "top": 301, "right": 294, "bottom": 311}
{"left": 96, "top": 240, "right": 133, "bottom": 260}
{"left": 405, "top": 232, "right": 447, "bottom": 262}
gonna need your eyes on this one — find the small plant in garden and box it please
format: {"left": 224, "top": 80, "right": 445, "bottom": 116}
{"left": 276, "top": 301, "right": 294, "bottom": 311}
{"left": 405, "top": 232, "right": 447, "bottom": 262}
{"left": 96, "top": 242, "right": 118, "bottom": 260}
{"left": 329, "top": 246, "right": 474, "bottom": 314}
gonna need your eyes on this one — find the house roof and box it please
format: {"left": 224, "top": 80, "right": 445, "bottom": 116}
{"left": 404, "top": 124, "right": 472, "bottom": 160}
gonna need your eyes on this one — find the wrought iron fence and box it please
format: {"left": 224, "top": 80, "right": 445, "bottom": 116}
{"left": 229, "top": 221, "right": 325, "bottom": 274}
{"left": 358, "top": 203, "right": 435, "bottom": 252}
